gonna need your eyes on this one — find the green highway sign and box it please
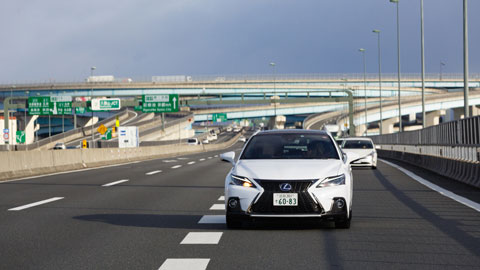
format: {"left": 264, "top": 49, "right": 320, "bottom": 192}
{"left": 28, "top": 97, "right": 51, "bottom": 115}
{"left": 101, "top": 128, "right": 112, "bottom": 140}
{"left": 75, "top": 107, "right": 86, "bottom": 114}
{"left": 142, "top": 94, "right": 179, "bottom": 113}
{"left": 16, "top": 131, "right": 25, "bottom": 144}
{"left": 92, "top": 98, "right": 121, "bottom": 111}
{"left": 51, "top": 96, "right": 72, "bottom": 115}
{"left": 212, "top": 113, "right": 227, "bottom": 122}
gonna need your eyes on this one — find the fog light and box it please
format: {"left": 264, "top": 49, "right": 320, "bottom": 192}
{"left": 335, "top": 199, "right": 345, "bottom": 209}
{"left": 228, "top": 198, "right": 238, "bottom": 209}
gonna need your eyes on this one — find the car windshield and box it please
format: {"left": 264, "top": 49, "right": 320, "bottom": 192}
{"left": 342, "top": 140, "right": 373, "bottom": 149}
{"left": 240, "top": 133, "right": 339, "bottom": 160}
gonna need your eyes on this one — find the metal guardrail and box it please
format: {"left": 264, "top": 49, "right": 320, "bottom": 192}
{"left": 370, "top": 115, "right": 480, "bottom": 147}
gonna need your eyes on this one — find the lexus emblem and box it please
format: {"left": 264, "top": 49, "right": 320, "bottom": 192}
{"left": 279, "top": 183, "right": 292, "bottom": 192}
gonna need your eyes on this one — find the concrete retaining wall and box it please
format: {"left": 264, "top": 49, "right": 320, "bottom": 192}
{"left": 377, "top": 149, "right": 480, "bottom": 189}
{"left": 0, "top": 133, "right": 241, "bottom": 181}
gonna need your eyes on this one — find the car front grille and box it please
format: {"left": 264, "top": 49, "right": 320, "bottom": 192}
{"left": 249, "top": 180, "right": 322, "bottom": 214}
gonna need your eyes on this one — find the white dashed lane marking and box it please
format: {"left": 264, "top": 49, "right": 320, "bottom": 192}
{"left": 209, "top": 204, "right": 225, "bottom": 210}
{"left": 177, "top": 157, "right": 189, "bottom": 160}
{"left": 180, "top": 232, "right": 223, "bottom": 244}
{"left": 163, "top": 160, "right": 178, "bottom": 163}
{"left": 146, "top": 170, "right": 162, "bottom": 175}
{"left": 207, "top": 157, "right": 212, "bottom": 159}
{"left": 199, "top": 158, "right": 205, "bottom": 161}
{"left": 218, "top": 196, "right": 225, "bottom": 201}
{"left": 102, "top": 179, "right": 129, "bottom": 187}
{"left": 8, "top": 197, "right": 64, "bottom": 211}
{"left": 214, "top": 155, "right": 218, "bottom": 157}
{"left": 171, "top": 165, "right": 182, "bottom": 169}
{"left": 158, "top": 259, "right": 210, "bottom": 270}
{"left": 187, "top": 161, "right": 195, "bottom": 165}
{"left": 198, "top": 215, "right": 226, "bottom": 224}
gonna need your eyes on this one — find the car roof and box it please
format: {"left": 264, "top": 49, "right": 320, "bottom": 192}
{"left": 253, "top": 129, "right": 330, "bottom": 136}
{"left": 342, "top": 137, "right": 373, "bottom": 142}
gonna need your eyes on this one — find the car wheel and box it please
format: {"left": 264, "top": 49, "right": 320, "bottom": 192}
{"left": 335, "top": 210, "right": 352, "bottom": 229}
{"left": 226, "top": 214, "right": 244, "bottom": 229}
{"left": 372, "top": 165, "right": 377, "bottom": 170}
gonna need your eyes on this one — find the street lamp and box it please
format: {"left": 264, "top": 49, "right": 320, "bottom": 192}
{"left": 90, "top": 66, "right": 96, "bottom": 148}
{"left": 420, "top": 0, "right": 426, "bottom": 128}
{"left": 270, "top": 62, "right": 277, "bottom": 117}
{"left": 463, "top": 0, "right": 469, "bottom": 118}
{"left": 359, "top": 49, "right": 368, "bottom": 136}
{"left": 390, "top": 0, "right": 402, "bottom": 132}
{"left": 439, "top": 61, "right": 446, "bottom": 80}
{"left": 373, "top": 29, "right": 383, "bottom": 134}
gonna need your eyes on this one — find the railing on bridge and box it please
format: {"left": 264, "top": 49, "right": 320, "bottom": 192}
{"left": 369, "top": 115, "right": 480, "bottom": 188}
{"left": 371, "top": 115, "right": 480, "bottom": 147}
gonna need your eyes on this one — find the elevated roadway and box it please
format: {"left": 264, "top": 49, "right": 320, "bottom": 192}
{"left": 0, "top": 143, "right": 478, "bottom": 269}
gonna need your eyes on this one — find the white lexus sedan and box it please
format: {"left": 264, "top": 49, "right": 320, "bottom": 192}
{"left": 221, "top": 130, "right": 357, "bottom": 229}
{"left": 341, "top": 138, "right": 377, "bottom": 169}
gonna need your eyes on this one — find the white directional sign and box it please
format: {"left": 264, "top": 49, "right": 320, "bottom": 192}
{"left": 91, "top": 98, "right": 121, "bottom": 111}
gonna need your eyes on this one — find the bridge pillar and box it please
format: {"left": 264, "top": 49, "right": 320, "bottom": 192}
{"left": 471, "top": 105, "right": 480, "bottom": 116}
{"left": 408, "top": 113, "right": 416, "bottom": 122}
{"left": 268, "top": 115, "right": 286, "bottom": 130}
{"left": 381, "top": 117, "right": 399, "bottom": 134}
{"left": 78, "top": 116, "right": 99, "bottom": 127}
{"left": 426, "top": 110, "right": 445, "bottom": 127}
{"left": 356, "top": 124, "right": 367, "bottom": 137}
{"left": 21, "top": 115, "right": 38, "bottom": 144}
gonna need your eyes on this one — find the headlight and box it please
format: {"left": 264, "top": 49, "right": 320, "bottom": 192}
{"left": 317, "top": 174, "right": 345, "bottom": 188}
{"left": 368, "top": 151, "right": 376, "bottom": 157}
{"left": 230, "top": 175, "right": 256, "bottom": 188}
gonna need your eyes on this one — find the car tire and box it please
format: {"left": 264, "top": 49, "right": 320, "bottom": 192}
{"left": 335, "top": 210, "right": 352, "bottom": 229}
{"left": 226, "top": 214, "right": 244, "bottom": 229}
{"left": 372, "top": 165, "right": 377, "bottom": 170}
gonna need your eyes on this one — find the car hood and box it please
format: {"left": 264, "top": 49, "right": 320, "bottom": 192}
{"left": 233, "top": 159, "right": 343, "bottom": 180}
{"left": 342, "top": 148, "right": 374, "bottom": 158}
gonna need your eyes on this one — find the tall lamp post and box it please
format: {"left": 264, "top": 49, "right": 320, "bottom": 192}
{"left": 420, "top": 0, "right": 426, "bottom": 128}
{"left": 390, "top": 0, "right": 402, "bottom": 132}
{"left": 270, "top": 62, "right": 277, "bottom": 117}
{"left": 90, "top": 66, "right": 96, "bottom": 148}
{"left": 359, "top": 49, "right": 368, "bottom": 136}
{"left": 463, "top": 0, "right": 469, "bottom": 118}
{"left": 372, "top": 30, "right": 383, "bottom": 134}
{"left": 439, "top": 62, "right": 445, "bottom": 80}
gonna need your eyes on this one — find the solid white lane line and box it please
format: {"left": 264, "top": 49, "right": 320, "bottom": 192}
{"left": 380, "top": 159, "right": 480, "bottom": 212}
{"left": 146, "top": 170, "right": 162, "bottom": 175}
{"left": 187, "top": 161, "right": 195, "bottom": 165}
{"left": 199, "top": 158, "right": 205, "bottom": 161}
{"left": 180, "top": 232, "right": 223, "bottom": 244}
{"left": 198, "top": 215, "right": 226, "bottom": 224}
{"left": 102, "top": 179, "right": 129, "bottom": 187}
{"left": 8, "top": 197, "right": 64, "bottom": 211}
{"left": 158, "top": 259, "right": 210, "bottom": 270}
{"left": 209, "top": 204, "right": 225, "bottom": 210}
{"left": 171, "top": 165, "right": 182, "bottom": 169}
{"left": 218, "top": 196, "right": 225, "bottom": 201}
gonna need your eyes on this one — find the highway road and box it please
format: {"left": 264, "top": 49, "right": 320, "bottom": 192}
{"left": 0, "top": 142, "right": 479, "bottom": 269}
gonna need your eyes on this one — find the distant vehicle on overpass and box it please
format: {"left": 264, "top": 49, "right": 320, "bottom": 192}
{"left": 323, "top": 124, "right": 340, "bottom": 138}
{"left": 86, "top": 75, "right": 115, "bottom": 83}
{"left": 152, "top": 75, "right": 192, "bottom": 83}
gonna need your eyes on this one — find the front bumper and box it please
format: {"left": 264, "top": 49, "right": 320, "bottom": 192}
{"left": 351, "top": 155, "right": 376, "bottom": 167}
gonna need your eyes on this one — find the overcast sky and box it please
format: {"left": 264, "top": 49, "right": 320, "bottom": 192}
{"left": 0, "top": 0, "right": 478, "bottom": 83}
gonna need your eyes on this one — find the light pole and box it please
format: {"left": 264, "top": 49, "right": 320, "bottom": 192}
{"left": 359, "top": 49, "right": 368, "bottom": 136}
{"left": 24, "top": 91, "right": 29, "bottom": 133}
{"left": 390, "top": 0, "right": 402, "bottom": 132}
{"left": 270, "top": 62, "right": 277, "bottom": 117}
{"left": 463, "top": 0, "right": 469, "bottom": 118}
{"left": 90, "top": 66, "right": 96, "bottom": 148}
{"left": 420, "top": 0, "right": 426, "bottom": 128}
{"left": 439, "top": 61, "right": 445, "bottom": 80}
{"left": 373, "top": 30, "right": 383, "bottom": 134}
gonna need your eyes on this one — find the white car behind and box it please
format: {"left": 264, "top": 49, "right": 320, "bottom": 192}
{"left": 341, "top": 138, "right": 377, "bottom": 169}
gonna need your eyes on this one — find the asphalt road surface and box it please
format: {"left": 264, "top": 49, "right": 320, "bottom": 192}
{"left": 0, "top": 142, "right": 479, "bottom": 269}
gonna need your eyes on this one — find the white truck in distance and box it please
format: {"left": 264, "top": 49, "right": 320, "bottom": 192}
{"left": 86, "top": 75, "right": 115, "bottom": 83}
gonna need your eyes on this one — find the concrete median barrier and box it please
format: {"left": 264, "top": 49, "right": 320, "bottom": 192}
{"left": 0, "top": 133, "right": 241, "bottom": 181}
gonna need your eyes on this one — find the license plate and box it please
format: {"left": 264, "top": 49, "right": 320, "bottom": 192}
{"left": 273, "top": 193, "right": 298, "bottom": 206}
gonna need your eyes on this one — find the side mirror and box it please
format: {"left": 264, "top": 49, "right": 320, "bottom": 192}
{"left": 220, "top": 151, "right": 236, "bottom": 165}
{"left": 344, "top": 151, "right": 360, "bottom": 165}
